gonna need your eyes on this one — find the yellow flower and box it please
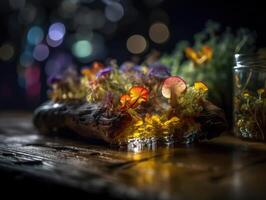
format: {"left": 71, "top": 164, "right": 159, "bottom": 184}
{"left": 134, "top": 120, "right": 144, "bottom": 127}
{"left": 151, "top": 115, "right": 161, "bottom": 124}
{"left": 194, "top": 81, "right": 208, "bottom": 92}
{"left": 163, "top": 117, "right": 179, "bottom": 126}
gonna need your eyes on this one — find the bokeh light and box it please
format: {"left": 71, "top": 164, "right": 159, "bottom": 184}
{"left": 104, "top": 2, "right": 124, "bottom": 22}
{"left": 46, "top": 36, "right": 63, "bottom": 48}
{"left": 9, "top": 0, "right": 26, "bottom": 10}
{"left": 74, "top": 8, "right": 106, "bottom": 30}
{"left": 101, "top": 21, "right": 117, "bottom": 35}
{"left": 0, "top": 43, "right": 15, "bottom": 61}
{"left": 127, "top": 34, "right": 147, "bottom": 54}
{"left": 48, "top": 22, "right": 66, "bottom": 41}
{"left": 149, "top": 22, "right": 170, "bottom": 44}
{"left": 45, "top": 59, "right": 61, "bottom": 76}
{"left": 19, "top": 3, "right": 37, "bottom": 24}
{"left": 24, "top": 66, "right": 41, "bottom": 98}
{"left": 59, "top": 0, "right": 78, "bottom": 18}
{"left": 33, "top": 44, "right": 49, "bottom": 61}
{"left": 45, "top": 53, "right": 73, "bottom": 76}
{"left": 72, "top": 40, "right": 92, "bottom": 58}
{"left": 27, "top": 26, "right": 44, "bottom": 45}
{"left": 20, "top": 51, "right": 33, "bottom": 67}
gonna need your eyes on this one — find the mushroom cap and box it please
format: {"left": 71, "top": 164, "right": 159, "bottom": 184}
{"left": 162, "top": 76, "right": 187, "bottom": 98}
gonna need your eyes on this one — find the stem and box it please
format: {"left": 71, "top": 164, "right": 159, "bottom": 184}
{"left": 254, "top": 106, "right": 264, "bottom": 140}
{"left": 240, "top": 70, "right": 252, "bottom": 94}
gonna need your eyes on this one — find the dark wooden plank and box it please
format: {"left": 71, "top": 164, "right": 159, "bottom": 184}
{"left": 1, "top": 112, "right": 266, "bottom": 199}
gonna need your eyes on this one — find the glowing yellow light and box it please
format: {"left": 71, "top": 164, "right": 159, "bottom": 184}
{"left": 149, "top": 22, "right": 170, "bottom": 44}
{"left": 127, "top": 34, "right": 147, "bottom": 54}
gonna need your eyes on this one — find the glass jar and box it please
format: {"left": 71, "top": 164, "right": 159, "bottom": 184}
{"left": 233, "top": 54, "right": 266, "bottom": 141}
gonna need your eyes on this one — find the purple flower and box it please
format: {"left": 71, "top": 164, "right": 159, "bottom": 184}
{"left": 47, "top": 74, "right": 62, "bottom": 85}
{"left": 131, "top": 65, "right": 143, "bottom": 72}
{"left": 81, "top": 66, "right": 90, "bottom": 70}
{"left": 120, "top": 62, "right": 135, "bottom": 72}
{"left": 148, "top": 64, "right": 170, "bottom": 79}
{"left": 96, "top": 67, "right": 113, "bottom": 78}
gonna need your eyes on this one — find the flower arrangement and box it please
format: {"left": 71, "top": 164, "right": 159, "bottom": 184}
{"left": 159, "top": 21, "right": 255, "bottom": 114}
{"left": 45, "top": 59, "right": 226, "bottom": 145}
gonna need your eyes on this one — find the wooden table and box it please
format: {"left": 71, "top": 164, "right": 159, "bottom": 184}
{"left": 1, "top": 112, "right": 266, "bottom": 199}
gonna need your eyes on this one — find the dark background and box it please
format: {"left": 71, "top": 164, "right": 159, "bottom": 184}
{"left": 1, "top": 0, "right": 266, "bottom": 110}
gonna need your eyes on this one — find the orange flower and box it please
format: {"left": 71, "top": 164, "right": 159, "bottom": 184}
{"left": 201, "top": 46, "right": 213, "bottom": 61}
{"left": 185, "top": 45, "right": 213, "bottom": 65}
{"left": 120, "top": 94, "right": 131, "bottom": 109}
{"left": 91, "top": 62, "right": 104, "bottom": 74}
{"left": 129, "top": 86, "right": 149, "bottom": 108}
{"left": 185, "top": 48, "right": 199, "bottom": 63}
{"left": 120, "top": 86, "right": 149, "bottom": 109}
{"left": 81, "top": 68, "right": 94, "bottom": 80}
{"left": 81, "top": 62, "right": 105, "bottom": 80}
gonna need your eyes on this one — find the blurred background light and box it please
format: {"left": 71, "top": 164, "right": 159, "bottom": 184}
{"left": 24, "top": 66, "right": 41, "bottom": 98}
{"left": 149, "top": 22, "right": 170, "bottom": 44}
{"left": 59, "top": 0, "right": 78, "bottom": 18}
{"left": 46, "top": 36, "right": 63, "bottom": 48}
{"left": 101, "top": 21, "right": 117, "bottom": 35}
{"left": 17, "top": 71, "right": 26, "bottom": 89}
{"left": 45, "top": 53, "right": 73, "bottom": 77}
{"left": 33, "top": 44, "right": 49, "bottom": 61}
{"left": 1, "top": 0, "right": 263, "bottom": 110}
{"left": 72, "top": 40, "right": 92, "bottom": 58}
{"left": 20, "top": 51, "right": 33, "bottom": 67}
{"left": 104, "top": 2, "right": 124, "bottom": 22}
{"left": 0, "top": 43, "right": 15, "bottom": 61}
{"left": 19, "top": 3, "right": 37, "bottom": 24}
{"left": 91, "top": 10, "right": 106, "bottom": 29}
{"left": 48, "top": 22, "right": 66, "bottom": 42}
{"left": 27, "top": 26, "right": 44, "bottom": 45}
{"left": 73, "top": 8, "right": 105, "bottom": 30}
{"left": 127, "top": 34, "right": 147, "bottom": 54}
{"left": 45, "top": 59, "right": 61, "bottom": 76}
{"left": 9, "top": 0, "right": 26, "bottom": 10}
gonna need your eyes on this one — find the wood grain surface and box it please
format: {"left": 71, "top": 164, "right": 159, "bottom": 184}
{"left": 1, "top": 112, "right": 266, "bottom": 199}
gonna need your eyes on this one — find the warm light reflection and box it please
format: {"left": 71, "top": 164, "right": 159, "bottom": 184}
{"left": 127, "top": 34, "right": 147, "bottom": 54}
{"left": 124, "top": 147, "right": 174, "bottom": 191}
{"left": 149, "top": 22, "right": 170, "bottom": 44}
